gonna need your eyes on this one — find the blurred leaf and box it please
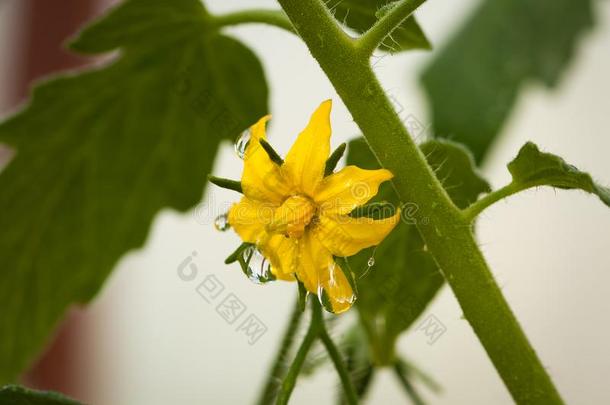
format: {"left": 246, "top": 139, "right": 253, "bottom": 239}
{"left": 335, "top": 325, "right": 438, "bottom": 404}
{"left": 346, "top": 137, "right": 489, "bottom": 363}
{"left": 337, "top": 324, "right": 375, "bottom": 404}
{"left": 300, "top": 341, "right": 330, "bottom": 376}
{"left": 332, "top": 0, "right": 431, "bottom": 52}
{"left": 421, "top": 0, "right": 594, "bottom": 162}
{"left": 508, "top": 142, "right": 610, "bottom": 206}
{"left": 392, "top": 360, "right": 426, "bottom": 405}
{"left": 0, "top": 385, "right": 81, "bottom": 405}
{"left": 397, "top": 357, "right": 442, "bottom": 393}
{"left": 0, "top": 0, "right": 268, "bottom": 383}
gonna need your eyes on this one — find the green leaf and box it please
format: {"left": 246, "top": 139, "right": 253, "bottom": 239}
{"left": 349, "top": 201, "right": 397, "bottom": 219}
{"left": 421, "top": 0, "right": 594, "bottom": 162}
{"left": 332, "top": 0, "right": 431, "bottom": 52}
{"left": 0, "top": 0, "right": 268, "bottom": 383}
{"left": 420, "top": 140, "right": 491, "bottom": 209}
{"left": 336, "top": 324, "right": 375, "bottom": 404}
{"left": 508, "top": 142, "right": 610, "bottom": 206}
{"left": 346, "top": 137, "right": 489, "bottom": 363}
{"left": 0, "top": 385, "right": 82, "bottom": 405}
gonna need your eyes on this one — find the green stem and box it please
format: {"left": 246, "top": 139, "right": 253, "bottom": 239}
{"left": 256, "top": 300, "right": 304, "bottom": 405}
{"left": 210, "top": 9, "right": 294, "bottom": 34}
{"left": 355, "top": 0, "right": 426, "bottom": 56}
{"left": 276, "top": 1, "right": 564, "bottom": 403}
{"left": 275, "top": 300, "right": 321, "bottom": 405}
{"left": 462, "top": 182, "right": 522, "bottom": 221}
{"left": 318, "top": 312, "right": 359, "bottom": 405}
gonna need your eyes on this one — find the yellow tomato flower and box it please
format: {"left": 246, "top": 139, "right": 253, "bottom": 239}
{"left": 228, "top": 100, "right": 400, "bottom": 313}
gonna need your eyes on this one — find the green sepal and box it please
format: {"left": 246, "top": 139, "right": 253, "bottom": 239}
{"left": 236, "top": 245, "right": 276, "bottom": 283}
{"left": 208, "top": 175, "right": 243, "bottom": 193}
{"left": 224, "top": 242, "right": 253, "bottom": 264}
{"left": 259, "top": 138, "right": 284, "bottom": 165}
{"left": 324, "top": 142, "right": 346, "bottom": 176}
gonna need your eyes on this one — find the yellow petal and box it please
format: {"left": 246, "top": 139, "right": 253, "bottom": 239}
{"left": 249, "top": 114, "right": 270, "bottom": 141}
{"left": 282, "top": 100, "right": 332, "bottom": 195}
{"left": 312, "top": 210, "right": 401, "bottom": 257}
{"left": 242, "top": 115, "right": 292, "bottom": 204}
{"left": 259, "top": 235, "right": 297, "bottom": 281}
{"left": 294, "top": 231, "right": 330, "bottom": 293}
{"left": 227, "top": 197, "right": 275, "bottom": 245}
{"left": 296, "top": 232, "right": 355, "bottom": 314}
{"left": 314, "top": 166, "right": 393, "bottom": 215}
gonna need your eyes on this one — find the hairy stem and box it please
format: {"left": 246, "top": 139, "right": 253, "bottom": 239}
{"left": 256, "top": 300, "right": 304, "bottom": 405}
{"left": 355, "top": 0, "right": 426, "bottom": 56}
{"left": 276, "top": 0, "right": 564, "bottom": 403}
{"left": 211, "top": 9, "right": 294, "bottom": 33}
{"left": 462, "top": 182, "right": 523, "bottom": 221}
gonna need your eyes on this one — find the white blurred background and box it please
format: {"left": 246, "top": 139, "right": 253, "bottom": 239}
{"left": 1, "top": 0, "right": 610, "bottom": 404}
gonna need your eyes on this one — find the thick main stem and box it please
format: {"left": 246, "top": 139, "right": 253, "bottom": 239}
{"left": 276, "top": 1, "right": 563, "bottom": 403}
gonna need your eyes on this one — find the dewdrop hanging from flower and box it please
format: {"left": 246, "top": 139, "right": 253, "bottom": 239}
{"left": 210, "top": 100, "right": 400, "bottom": 314}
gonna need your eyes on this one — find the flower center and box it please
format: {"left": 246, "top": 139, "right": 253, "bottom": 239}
{"left": 266, "top": 195, "right": 316, "bottom": 239}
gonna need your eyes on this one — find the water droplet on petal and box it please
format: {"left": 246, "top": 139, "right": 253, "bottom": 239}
{"left": 214, "top": 213, "right": 230, "bottom": 231}
{"left": 234, "top": 129, "right": 251, "bottom": 159}
{"left": 367, "top": 257, "right": 375, "bottom": 267}
{"left": 241, "top": 246, "right": 276, "bottom": 284}
{"left": 317, "top": 262, "right": 356, "bottom": 314}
